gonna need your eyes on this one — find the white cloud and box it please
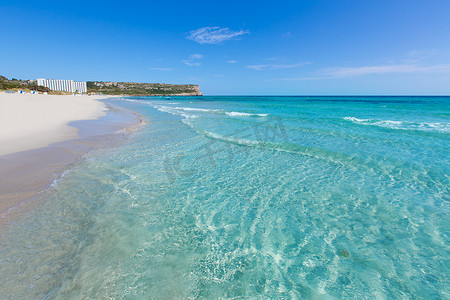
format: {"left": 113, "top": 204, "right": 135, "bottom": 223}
{"left": 149, "top": 67, "right": 173, "bottom": 71}
{"left": 265, "top": 57, "right": 283, "bottom": 61}
{"left": 227, "top": 60, "right": 238, "bottom": 64}
{"left": 320, "top": 64, "right": 450, "bottom": 78}
{"left": 189, "top": 54, "right": 203, "bottom": 59}
{"left": 182, "top": 60, "right": 201, "bottom": 67}
{"left": 407, "top": 49, "right": 441, "bottom": 59}
{"left": 187, "top": 27, "right": 249, "bottom": 44}
{"left": 272, "top": 64, "right": 450, "bottom": 81}
{"left": 182, "top": 54, "right": 203, "bottom": 67}
{"left": 246, "top": 62, "right": 308, "bottom": 71}
{"left": 267, "top": 76, "right": 326, "bottom": 81}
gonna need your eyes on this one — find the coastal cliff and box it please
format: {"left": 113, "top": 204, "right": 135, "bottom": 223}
{"left": 87, "top": 81, "right": 202, "bottom": 96}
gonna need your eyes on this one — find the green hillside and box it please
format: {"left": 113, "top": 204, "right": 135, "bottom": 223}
{"left": 0, "top": 76, "right": 51, "bottom": 93}
{"left": 87, "top": 81, "right": 202, "bottom": 96}
{"left": 0, "top": 75, "right": 202, "bottom": 96}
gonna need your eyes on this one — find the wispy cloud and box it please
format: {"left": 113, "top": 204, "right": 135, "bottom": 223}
{"left": 149, "top": 67, "right": 173, "bottom": 71}
{"left": 266, "top": 76, "right": 326, "bottom": 81}
{"left": 227, "top": 60, "right": 238, "bottom": 64}
{"left": 320, "top": 64, "right": 450, "bottom": 78}
{"left": 407, "top": 49, "right": 442, "bottom": 59}
{"left": 282, "top": 32, "right": 293, "bottom": 38}
{"left": 273, "top": 64, "right": 450, "bottom": 81}
{"left": 246, "top": 62, "right": 308, "bottom": 71}
{"left": 189, "top": 54, "right": 203, "bottom": 59}
{"left": 264, "top": 57, "right": 283, "bottom": 61}
{"left": 182, "top": 54, "right": 203, "bottom": 67}
{"left": 182, "top": 61, "right": 201, "bottom": 67}
{"left": 187, "top": 27, "right": 249, "bottom": 44}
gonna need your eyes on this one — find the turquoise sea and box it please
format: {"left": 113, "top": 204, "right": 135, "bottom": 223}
{"left": 1, "top": 96, "right": 449, "bottom": 299}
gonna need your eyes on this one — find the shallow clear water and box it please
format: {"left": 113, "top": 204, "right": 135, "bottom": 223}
{"left": 1, "top": 96, "right": 449, "bottom": 299}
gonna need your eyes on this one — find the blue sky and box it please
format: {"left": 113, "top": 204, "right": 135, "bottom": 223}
{"left": 1, "top": 0, "right": 450, "bottom": 95}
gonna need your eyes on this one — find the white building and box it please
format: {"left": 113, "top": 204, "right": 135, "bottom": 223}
{"left": 37, "top": 78, "right": 87, "bottom": 93}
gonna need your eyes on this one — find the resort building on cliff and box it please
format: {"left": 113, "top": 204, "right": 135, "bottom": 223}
{"left": 37, "top": 78, "right": 87, "bottom": 93}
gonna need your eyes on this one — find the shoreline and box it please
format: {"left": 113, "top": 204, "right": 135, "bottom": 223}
{"left": 0, "top": 96, "right": 146, "bottom": 230}
{"left": 0, "top": 93, "right": 109, "bottom": 156}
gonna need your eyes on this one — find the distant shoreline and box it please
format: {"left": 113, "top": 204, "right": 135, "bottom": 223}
{"left": 0, "top": 75, "right": 203, "bottom": 96}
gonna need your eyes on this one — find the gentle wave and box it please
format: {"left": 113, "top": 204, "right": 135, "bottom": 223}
{"left": 198, "top": 129, "right": 261, "bottom": 146}
{"left": 180, "top": 117, "right": 264, "bottom": 147}
{"left": 225, "top": 112, "right": 269, "bottom": 117}
{"left": 155, "top": 105, "right": 269, "bottom": 120}
{"left": 173, "top": 107, "right": 221, "bottom": 113}
{"left": 49, "top": 168, "right": 74, "bottom": 189}
{"left": 190, "top": 125, "right": 432, "bottom": 185}
{"left": 181, "top": 119, "right": 354, "bottom": 166}
{"left": 344, "top": 117, "right": 450, "bottom": 133}
{"left": 154, "top": 105, "right": 198, "bottom": 119}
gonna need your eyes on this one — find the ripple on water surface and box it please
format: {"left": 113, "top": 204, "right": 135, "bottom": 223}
{"left": 0, "top": 96, "right": 449, "bottom": 299}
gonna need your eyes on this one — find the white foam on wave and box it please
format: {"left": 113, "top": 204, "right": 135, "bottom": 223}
{"left": 154, "top": 105, "right": 269, "bottom": 120}
{"left": 181, "top": 115, "right": 351, "bottom": 164}
{"left": 153, "top": 105, "right": 199, "bottom": 120}
{"left": 173, "top": 107, "right": 221, "bottom": 113}
{"left": 153, "top": 105, "right": 176, "bottom": 114}
{"left": 344, "top": 117, "right": 450, "bottom": 133}
{"left": 343, "top": 117, "right": 370, "bottom": 123}
{"left": 120, "top": 99, "right": 142, "bottom": 103}
{"left": 200, "top": 129, "right": 260, "bottom": 146}
{"left": 181, "top": 113, "right": 198, "bottom": 119}
{"left": 225, "top": 112, "right": 269, "bottom": 117}
{"left": 50, "top": 168, "right": 73, "bottom": 189}
{"left": 180, "top": 117, "right": 261, "bottom": 146}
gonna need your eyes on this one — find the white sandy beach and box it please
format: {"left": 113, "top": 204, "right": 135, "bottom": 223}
{"left": 0, "top": 93, "right": 107, "bottom": 156}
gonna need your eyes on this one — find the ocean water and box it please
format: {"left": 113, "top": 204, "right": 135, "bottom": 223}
{"left": 1, "top": 96, "right": 449, "bottom": 299}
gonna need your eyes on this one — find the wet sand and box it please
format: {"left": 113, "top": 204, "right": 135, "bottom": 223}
{"left": 0, "top": 103, "right": 145, "bottom": 230}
